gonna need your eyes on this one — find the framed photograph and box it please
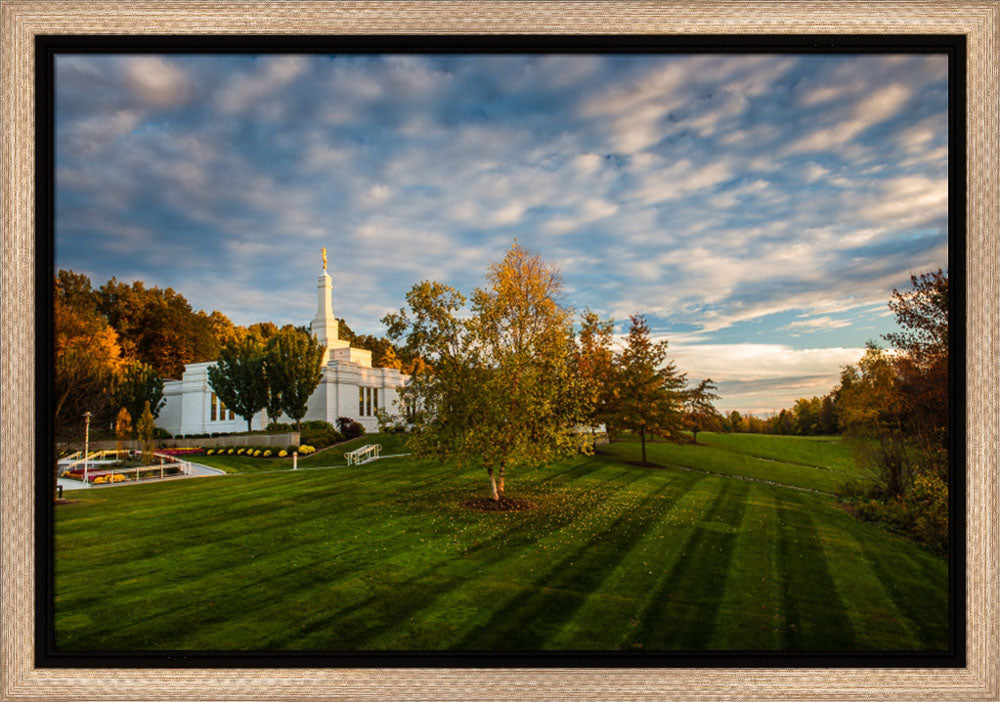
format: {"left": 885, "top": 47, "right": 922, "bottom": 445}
{"left": 3, "top": 2, "right": 997, "bottom": 700}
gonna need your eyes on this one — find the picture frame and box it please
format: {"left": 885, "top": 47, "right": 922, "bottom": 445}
{"left": 2, "top": 2, "right": 997, "bottom": 700}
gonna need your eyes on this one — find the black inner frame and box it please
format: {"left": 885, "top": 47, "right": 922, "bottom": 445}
{"left": 34, "top": 33, "right": 967, "bottom": 669}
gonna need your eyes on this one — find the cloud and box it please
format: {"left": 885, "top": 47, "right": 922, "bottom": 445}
{"left": 785, "top": 315, "right": 853, "bottom": 332}
{"left": 216, "top": 56, "right": 308, "bottom": 113}
{"left": 662, "top": 342, "right": 865, "bottom": 412}
{"left": 785, "top": 83, "right": 912, "bottom": 154}
{"left": 124, "top": 56, "right": 193, "bottom": 108}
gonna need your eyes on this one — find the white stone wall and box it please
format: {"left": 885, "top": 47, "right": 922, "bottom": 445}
{"left": 157, "top": 358, "right": 409, "bottom": 436}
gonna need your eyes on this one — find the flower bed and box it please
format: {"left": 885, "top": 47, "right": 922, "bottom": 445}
{"left": 155, "top": 447, "right": 205, "bottom": 456}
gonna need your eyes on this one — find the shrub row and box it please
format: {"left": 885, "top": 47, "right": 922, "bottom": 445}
{"left": 203, "top": 444, "right": 316, "bottom": 458}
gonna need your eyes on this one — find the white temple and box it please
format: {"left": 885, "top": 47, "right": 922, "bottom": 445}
{"left": 157, "top": 254, "right": 409, "bottom": 437}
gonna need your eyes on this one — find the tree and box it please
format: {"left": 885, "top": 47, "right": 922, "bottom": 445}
{"left": 113, "top": 360, "right": 165, "bottom": 424}
{"left": 834, "top": 271, "right": 950, "bottom": 553}
{"left": 616, "top": 315, "right": 687, "bottom": 465}
{"left": 884, "top": 269, "right": 949, "bottom": 480}
{"left": 207, "top": 337, "right": 268, "bottom": 432}
{"left": 97, "top": 278, "right": 219, "bottom": 379}
{"left": 136, "top": 401, "right": 155, "bottom": 464}
{"left": 728, "top": 410, "right": 744, "bottom": 433}
{"left": 574, "top": 309, "right": 617, "bottom": 450}
{"left": 54, "top": 271, "right": 124, "bottom": 438}
{"left": 115, "top": 407, "right": 133, "bottom": 454}
{"left": 387, "top": 244, "right": 585, "bottom": 501}
{"left": 683, "top": 378, "right": 722, "bottom": 444}
{"left": 265, "top": 327, "right": 325, "bottom": 432}
{"left": 351, "top": 334, "right": 404, "bottom": 369}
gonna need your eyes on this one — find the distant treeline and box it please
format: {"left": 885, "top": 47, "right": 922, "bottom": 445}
{"left": 727, "top": 392, "right": 840, "bottom": 436}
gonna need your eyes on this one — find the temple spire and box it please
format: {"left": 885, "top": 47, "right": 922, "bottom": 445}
{"left": 310, "top": 253, "right": 341, "bottom": 364}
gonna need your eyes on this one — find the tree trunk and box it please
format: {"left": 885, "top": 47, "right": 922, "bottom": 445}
{"left": 247, "top": 417, "right": 253, "bottom": 432}
{"left": 487, "top": 465, "right": 499, "bottom": 500}
{"left": 692, "top": 429, "right": 699, "bottom": 444}
{"left": 498, "top": 463, "right": 505, "bottom": 497}
{"left": 640, "top": 428, "right": 647, "bottom": 465}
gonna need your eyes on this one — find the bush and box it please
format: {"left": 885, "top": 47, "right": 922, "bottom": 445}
{"left": 263, "top": 449, "right": 272, "bottom": 457}
{"left": 152, "top": 428, "right": 171, "bottom": 439}
{"left": 266, "top": 422, "right": 294, "bottom": 433}
{"left": 227, "top": 448, "right": 235, "bottom": 455}
{"left": 286, "top": 445, "right": 299, "bottom": 454}
{"left": 300, "top": 421, "right": 344, "bottom": 449}
{"left": 298, "top": 444, "right": 315, "bottom": 455}
{"left": 336, "top": 417, "right": 365, "bottom": 440}
{"left": 838, "top": 473, "right": 948, "bottom": 555}
{"left": 253, "top": 449, "right": 262, "bottom": 457}
{"left": 278, "top": 449, "right": 288, "bottom": 458}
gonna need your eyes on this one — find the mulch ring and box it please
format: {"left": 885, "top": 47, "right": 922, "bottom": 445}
{"left": 462, "top": 496, "right": 538, "bottom": 512}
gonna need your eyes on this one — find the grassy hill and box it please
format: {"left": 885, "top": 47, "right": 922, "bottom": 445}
{"left": 53, "top": 433, "right": 947, "bottom": 652}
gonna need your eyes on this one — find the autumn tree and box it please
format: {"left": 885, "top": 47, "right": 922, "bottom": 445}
{"left": 115, "top": 407, "right": 133, "bottom": 454}
{"left": 136, "top": 400, "right": 155, "bottom": 464}
{"left": 96, "top": 277, "right": 219, "bottom": 378}
{"left": 683, "top": 378, "right": 722, "bottom": 444}
{"left": 264, "top": 326, "right": 326, "bottom": 432}
{"left": 386, "top": 244, "right": 585, "bottom": 501}
{"left": 207, "top": 337, "right": 269, "bottom": 431}
{"left": 53, "top": 271, "right": 124, "bottom": 438}
{"left": 574, "top": 309, "right": 617, "bottom": 450}
{"left": 616, "top": 315, "right": 687, "bottom": 465}
{"left": 836, "top": 270, "right": 949, "bottom": 552}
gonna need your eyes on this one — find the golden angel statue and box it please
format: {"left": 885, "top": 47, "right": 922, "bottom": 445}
{"left": 321, "top": 247, "right": 327, "bottom": 271}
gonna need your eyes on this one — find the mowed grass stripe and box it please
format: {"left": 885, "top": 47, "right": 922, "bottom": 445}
{"left": 630, "top": 479, "right": 752, "bottom": 650}
{"left": 775, "top": 492, "right": 854, "bottom": 650}
{"left": 708, "top": 484, "right": 784, "bottom": 650}
{"left": 543, "top": 474, "right": 714, "bottom": 649}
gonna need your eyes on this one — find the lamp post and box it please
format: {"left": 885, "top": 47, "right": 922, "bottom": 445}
{"left": 83, "top": 411, "right": 92, "bottom": 484}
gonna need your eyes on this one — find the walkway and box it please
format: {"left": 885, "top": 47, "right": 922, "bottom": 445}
{"left": 58, "top": 462, "right": 226, "bottom": 491}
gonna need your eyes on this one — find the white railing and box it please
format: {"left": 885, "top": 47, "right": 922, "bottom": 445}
{"left": 344, "top": 444, "right": 382, "bottom": 466}
{"left": 59, "top": 449, "right": 190, "bottom": 484}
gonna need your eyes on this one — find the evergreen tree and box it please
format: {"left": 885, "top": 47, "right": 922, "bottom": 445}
{"left": 683, "top": 378, "right": 722, "bottom": 444}
{"left": 616, "top": 315, "right": 687, "bottom": 465}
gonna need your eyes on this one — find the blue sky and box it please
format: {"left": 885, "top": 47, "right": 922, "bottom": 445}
{"left": 54, "top": 53, "right": 949, "bottom": 414}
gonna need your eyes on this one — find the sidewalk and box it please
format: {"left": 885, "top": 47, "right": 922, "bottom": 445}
{"left": 57, "top": 462, "right": 226, "bottom": 491}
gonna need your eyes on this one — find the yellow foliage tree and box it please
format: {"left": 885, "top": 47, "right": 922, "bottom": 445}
{"left": 115, "top": 407, "right": 133, "bottom": 455}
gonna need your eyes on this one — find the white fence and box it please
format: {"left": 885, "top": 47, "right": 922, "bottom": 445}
{"left": 344, "top": 444, "right": 382, "bottom": 466}
{"left": 58, "top": 449, "right": 191, "bottom": 485}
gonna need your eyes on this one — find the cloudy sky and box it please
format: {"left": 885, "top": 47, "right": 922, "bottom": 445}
{"left": 54, "top": 52, "right": 949, "bottom": 414}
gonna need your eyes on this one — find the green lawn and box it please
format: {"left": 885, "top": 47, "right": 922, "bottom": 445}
{"left": 54, "top": 433, "right": 947, "bottom": 651}
{"left": 192, "top": 433, "right": 412, "bottom": 473}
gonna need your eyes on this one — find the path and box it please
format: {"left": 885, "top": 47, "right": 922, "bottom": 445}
{"left": 58, "top": 462, "right": 226, "bottom": 491}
